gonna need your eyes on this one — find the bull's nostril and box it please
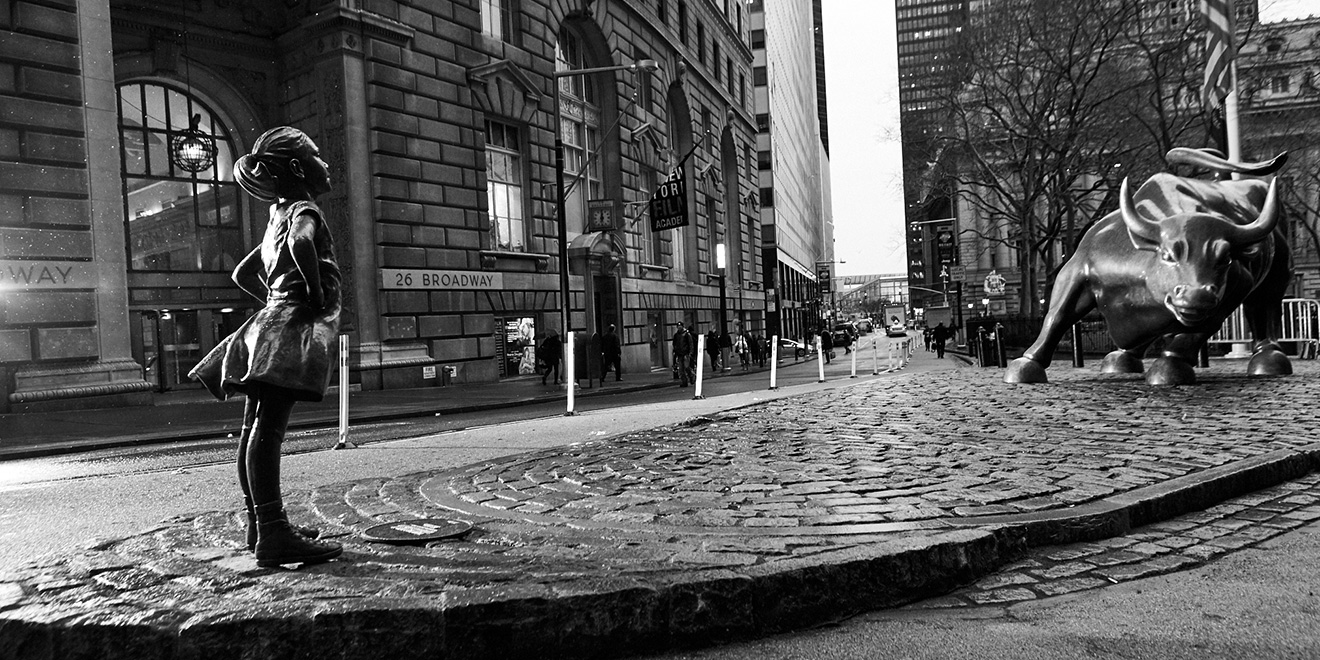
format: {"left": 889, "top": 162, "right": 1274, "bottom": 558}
{"left": 1174, "top": 285, "right": 1186, "bottom": 297}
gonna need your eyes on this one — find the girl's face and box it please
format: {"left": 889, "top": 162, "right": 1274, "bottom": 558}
{"left": 302, "top": 143, "right": 332, "bottom": 196}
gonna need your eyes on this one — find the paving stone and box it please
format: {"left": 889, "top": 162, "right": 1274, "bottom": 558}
{"left": 1032, "top": 576, "right": 1110, "bottom": 598}
{"left": 967, "top": 587, "right": 1037, "bottom": 605}
{"left": 973, "top": 571, "right": 1039, "bottom": 590}
{"left": 1042, "top": 544, "right": 1105, "bottom": 562}
{"left": 1029, "top": 561, "right": 1097, "bottom": 580}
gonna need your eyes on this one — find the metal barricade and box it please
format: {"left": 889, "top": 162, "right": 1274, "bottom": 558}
{"left": 1207, "top": 298, "right": 1320, "bottom": 358}
{"left": 976, "top": 325, "right": 1006, "bottom": 368}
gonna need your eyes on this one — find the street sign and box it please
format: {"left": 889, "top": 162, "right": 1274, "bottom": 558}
{"left": 649, "top": 164, "right": 688, "bottom": 231}
{"left": 949, "top": 265, "right": 966, "bottom": 280}
{"left": 817, "top": 263, "right": 833, "bottom": 294}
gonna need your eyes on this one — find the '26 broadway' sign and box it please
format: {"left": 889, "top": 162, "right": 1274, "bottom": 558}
{"left": 380, "top": 268, "right": 504, "bottom": 290}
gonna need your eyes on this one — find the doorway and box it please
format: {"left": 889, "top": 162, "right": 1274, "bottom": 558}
{"left": 130, "top": 307, "right": 251, "bottom": 392}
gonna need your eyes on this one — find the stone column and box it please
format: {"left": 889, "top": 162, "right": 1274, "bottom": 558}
{"left": 4, "top": 0, "right": 150, "bottom": 411}
{"left": 280, "top": 5, "right": 431, "bottom": 390}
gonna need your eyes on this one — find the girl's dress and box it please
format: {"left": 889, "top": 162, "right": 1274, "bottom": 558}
{"left": 190, "top": 200, "right": 342, "bottom": 402}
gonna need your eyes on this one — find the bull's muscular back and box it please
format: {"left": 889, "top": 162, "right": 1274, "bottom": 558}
{"left": 1129, "top": 173, "right": 1269, "bottom": 227}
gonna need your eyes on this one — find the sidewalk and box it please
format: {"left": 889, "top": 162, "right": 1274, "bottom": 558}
{"left": 5, "top": 349, "right": 1312, "bottom": 660}
{"left": 0, "top": 356, "right": 797, "bottom": 461}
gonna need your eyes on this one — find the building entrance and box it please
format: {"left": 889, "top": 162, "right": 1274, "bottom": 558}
{"left": 130, "top": 307, "right": 252, "bottom": 392}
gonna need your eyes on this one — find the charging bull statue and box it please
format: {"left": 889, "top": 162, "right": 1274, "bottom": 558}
{"left": 1004, "top": 148, "right": 1293, "bottom": 386}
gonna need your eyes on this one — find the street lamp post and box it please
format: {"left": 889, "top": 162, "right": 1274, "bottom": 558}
{"left": 551, "top": 58, "right": 659, "bottom": 340}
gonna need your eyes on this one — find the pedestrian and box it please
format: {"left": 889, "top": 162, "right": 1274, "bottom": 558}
{"left": 188, "top": 126, "right": 343, "bottom": 568}
{"left": 671, "top": 323, "right": 693, "bottom": 387}
{"left": 600, "top": 324, "right": 622, "bottom": 381}
{"left": 923, "top": 326, "right": 934, "bottom": 352}
{"left": 932, "top": 322, "right": 950, "bottom": 359}
{"left": 750, "top": 332, "right": 764, "bottom": 367}
{"left": 705, "top": 327, "right": 722, "bottom": 372}
{"left": 539, "top": 330, "right": 562, "bottom": 385}
{"left": 734, "top": 330, "right": 751, "bottom": 370}
{"left": 820, "top": 327, "right": 834, "bottom": 363}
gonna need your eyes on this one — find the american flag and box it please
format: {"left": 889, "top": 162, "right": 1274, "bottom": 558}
{"left": 1201, "top": 0, "right": 1237, "bottom": 111}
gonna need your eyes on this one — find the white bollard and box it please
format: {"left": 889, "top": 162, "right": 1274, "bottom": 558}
{"left": 816, "top": 335, "right": 826, "bottom": 383}
{"left": 871, "top": 336, "right": 880, "bottom": 375}
{"left": 770, "top": 334, "right": 779, "bottom": 390}
{"left": 565, "top": 331, "right": 576, "bottom": 416}
{"left": 694, "top": 332, "right": 707, "bottom": 399}
{"left": 333, "top": 334, "right": 354, "bottom": 450}
{"left": 850, "top": 340, "right": 858, "bottom": 378}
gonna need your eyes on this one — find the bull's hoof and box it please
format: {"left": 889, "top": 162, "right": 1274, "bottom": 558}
{"left": 1248, "top": 348, "right": 1292, "bottom": 377}
{"left": 1146, "top": 357, "right": 1196, "bottom": 386}
{"left": 1004, "top": 357, "right": 1048, "bottom": 384}
{"left": 1100, "top": 350, "right": 1143, "bottom": 374}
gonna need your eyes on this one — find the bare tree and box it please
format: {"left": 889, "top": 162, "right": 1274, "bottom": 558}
{"left": 912, "top": 0, "right": 1230, "bottom": 317}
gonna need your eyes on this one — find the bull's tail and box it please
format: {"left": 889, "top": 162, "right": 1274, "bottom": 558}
{"left": 1166, "top": 148, "right": 1288, "bottom": 179}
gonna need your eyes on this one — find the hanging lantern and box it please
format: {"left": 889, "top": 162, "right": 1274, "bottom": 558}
{"left": 171, "top": 113, "right": 216, "bottom": 173}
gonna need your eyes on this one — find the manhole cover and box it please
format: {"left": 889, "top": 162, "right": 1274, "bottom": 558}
{"left": 361, "top": 518, "right": 473, "bottom": 544}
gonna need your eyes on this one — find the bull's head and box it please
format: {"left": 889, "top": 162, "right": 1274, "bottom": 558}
{"left": 1119, "top": 177, "right": 1279, "bottom": 326}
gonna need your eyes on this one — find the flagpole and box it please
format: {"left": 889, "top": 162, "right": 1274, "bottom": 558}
{"left": 1225, "top": 59, "right": 1241, "bottom": 165}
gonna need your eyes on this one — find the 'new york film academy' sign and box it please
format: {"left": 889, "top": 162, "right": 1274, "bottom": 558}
{"left": 649, "top": 162, "right": 688, "bottom": 232}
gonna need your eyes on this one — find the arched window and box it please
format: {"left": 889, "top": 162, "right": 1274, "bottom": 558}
{"left": 117, "top": 81, "right": 243, "bottom": 272}
{"left": 556, "top": 29, "right": 602, "bottom": 242}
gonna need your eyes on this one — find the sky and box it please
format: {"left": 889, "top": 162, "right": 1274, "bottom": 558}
{"left": 821, "top": 0, "right": 1319, "bottom": 279}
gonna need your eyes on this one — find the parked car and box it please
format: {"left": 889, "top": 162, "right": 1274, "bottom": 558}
{"left": 778, "top": 337, "right": 811, "bottom": 359}
{"left": 854, "top": 318, "right": 873, "bottom": 335}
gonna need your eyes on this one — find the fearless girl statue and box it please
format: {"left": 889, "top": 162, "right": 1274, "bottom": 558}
{"left": 190, "top": 127, "right": 344, "bottom": 567}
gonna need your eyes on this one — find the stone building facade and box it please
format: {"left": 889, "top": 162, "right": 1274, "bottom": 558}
{"left": 0, "top": 0, "right": 760, "bottom": 412}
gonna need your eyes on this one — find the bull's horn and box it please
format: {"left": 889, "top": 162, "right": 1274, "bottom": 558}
{"left": 1226, "top": 177, "right": 1280, "bottom": 244}
{"left": 1166, "top": 148, "right": 1289, "bottom": 176}
{"left": 1119, "top": 177, "right": 1160, "bottom": 246}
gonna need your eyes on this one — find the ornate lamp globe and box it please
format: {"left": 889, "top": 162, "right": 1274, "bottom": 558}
{"left": 171, "top": 113, "right": 216, "bottom": 173}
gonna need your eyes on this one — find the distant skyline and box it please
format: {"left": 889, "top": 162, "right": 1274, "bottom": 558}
{"left": 822, "top": 0, "right": 1318, "bottom": 279}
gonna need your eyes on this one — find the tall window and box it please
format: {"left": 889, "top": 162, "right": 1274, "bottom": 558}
{"left": 697, "top": 23, "right": 706, "bottom": 67}
{"left": 634, "top": 47, "right": 655, "bottom": 113}
{"left": 556, "top": 30, "right": 602, "bottom": 240}
{"left": 117, "top": 81, "right": 242, "bottom": 272}
{"left": 639, "top": 167, "right": 661, "bottom": 265}
{"left": 485, "top": 120, "right": 525, "bottom": 251}
{"left": 481, "top": 0, "right": 516, "bottom": 44}
{"left": 678, "top": 1, "right": 689, "bottom": 44}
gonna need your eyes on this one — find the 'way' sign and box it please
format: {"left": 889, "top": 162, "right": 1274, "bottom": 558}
{"left": 0, "top": 261, "right": 93, "bottom": 289}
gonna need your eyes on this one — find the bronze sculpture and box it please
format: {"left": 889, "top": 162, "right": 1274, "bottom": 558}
{"left": 1005, "top": 148, "right": 1293, "bottom": 386}
{"left": 189, "top": 127, "right": 344, "bottom": 566}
